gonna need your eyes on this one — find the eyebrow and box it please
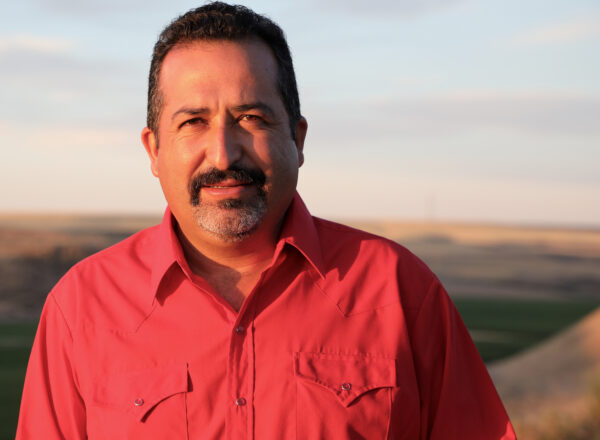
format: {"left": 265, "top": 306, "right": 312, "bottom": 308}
{"left": 170, "top": 102, "right": 277, "bottom": 123}
{"left": 231, "top": 102, "right": 276, "bottom": 119}
{"left": 171, "top": 106, "right": 210, "bottom": 122}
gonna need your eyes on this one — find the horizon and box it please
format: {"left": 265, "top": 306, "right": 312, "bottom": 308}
{"left": 1, "top": 210, "right": 599, "bottom": 232}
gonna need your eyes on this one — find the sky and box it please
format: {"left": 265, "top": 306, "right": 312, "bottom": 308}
{"left": 1, "top": 0, "right": 599, "bottom": 226}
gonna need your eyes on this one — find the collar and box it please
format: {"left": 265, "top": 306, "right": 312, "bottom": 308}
{"left": 149, "top": 192, "right": 325, "bottom": 303}
{"left": 149, "top": 206, "right": 184, "bottom": 303}
{"left": 278, "top": 192, "right": 326, "bottom": 279}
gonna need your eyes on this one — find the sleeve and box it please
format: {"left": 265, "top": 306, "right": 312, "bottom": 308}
{"left": 409, "top": 280, "right": 517, "bottom": 440}
{"left": 16, "top": 293, "right": 86, "bottom": 439}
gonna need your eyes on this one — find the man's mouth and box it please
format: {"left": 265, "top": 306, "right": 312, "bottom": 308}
{"left": 189, "top": 166, "right": 266, "bottom": 206}
{"left": 203, "top": 178, "right": 252, "bottom": 189}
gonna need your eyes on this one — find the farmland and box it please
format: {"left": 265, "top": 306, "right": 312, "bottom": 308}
{"left": 1, "top": 214, "right": 599, "bottom": 439}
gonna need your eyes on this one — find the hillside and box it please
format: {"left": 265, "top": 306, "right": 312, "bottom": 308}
{"left": 348, "top": 219, "right": 600, "bottom": 302}
{"left": 489, "top": 307, "right": 600, "bottom": 437}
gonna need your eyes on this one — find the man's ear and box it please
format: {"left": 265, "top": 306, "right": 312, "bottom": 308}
{"left": 294, "top": 116, "right": 308, "bottom": 167}
{"left": 141, "top": 127, "right": 159, "bottom": 177}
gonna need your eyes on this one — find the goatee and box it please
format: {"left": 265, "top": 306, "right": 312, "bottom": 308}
{"left": 188, "top": 166, "right": 267, "bottom": 241}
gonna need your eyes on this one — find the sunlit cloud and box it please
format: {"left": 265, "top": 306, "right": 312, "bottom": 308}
{"left": 0, "top": 34, "right": 76, "bottom": 54}
{"left": 509, "top": 15, "right": 600, "bottom": 46}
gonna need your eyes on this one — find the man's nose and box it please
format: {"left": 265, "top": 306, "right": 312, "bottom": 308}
{"left": 204, "top": 123, "right": 243, "bottom": 170}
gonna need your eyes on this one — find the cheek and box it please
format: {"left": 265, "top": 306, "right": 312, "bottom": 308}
{"left": 265, "top": 151, "right": 300, "bottom": 195}
{"left": 159, "top": 142, "right": 202, "bottom": 175}
{"left": 160, "top": 130, "right": 207, "bottom": 167}
{"left": 272, "top": 144, "right": 300, "bottom": 176}
{"left": 256, "top": 135, "right": 299, "bottom": 171}
{"left": 156, "top": 153, "right": 194, "bottom": 197}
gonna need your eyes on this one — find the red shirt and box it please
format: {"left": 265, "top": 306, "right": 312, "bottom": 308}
{"left": 17, "top": 194, "right": 516, "bottom": 439}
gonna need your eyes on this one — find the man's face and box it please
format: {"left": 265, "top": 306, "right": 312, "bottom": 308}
{"left": 142, "top": 39, "right": 306, "bottom": 244}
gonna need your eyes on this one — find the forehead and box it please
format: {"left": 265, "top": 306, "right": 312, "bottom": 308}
{"left": 158, "top": 39, "right": 280, "bottom": 107}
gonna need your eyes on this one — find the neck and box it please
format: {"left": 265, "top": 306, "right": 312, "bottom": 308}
{"left": 176, "top": 222, "right": 280, "bottom": 311}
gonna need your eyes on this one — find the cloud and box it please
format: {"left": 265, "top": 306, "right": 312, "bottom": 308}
{"left": 34, "top": 0, "right": 463, "bottom": 18}
{"left": 0, "top": 34, "right": 76, "bottom": 54}
{"left": 0, "top": 44, "right": 145, "bottom": 127}
{"left": 422, "top": 91, "right": 600, "bottom": 136}
{"left": 0, "top": 120, "right": 138, "bottom": 151}
{"left": 30, "top": 0, "right": 171, "bottom": 15}
{"left": 509, "top": 15, "right": 600, "bottom": 46}
{"left": 0, "top": 46, "right": 137, "bottom": 86}
{"left": 306, "top": 0, "right": 465, "bottom": 18}
{"left": 299, "top": 166, "right": 600, "bottom": 224}
{"left": 306, "top": 90, "right": 600, "bottom": 142}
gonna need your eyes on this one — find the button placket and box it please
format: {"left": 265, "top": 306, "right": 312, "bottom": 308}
{"left": 227, "top": 319, "right": 252, "bottom": 438}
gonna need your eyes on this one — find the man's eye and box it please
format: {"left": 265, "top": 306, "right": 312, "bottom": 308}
{"left": 180, "top": 117, "right": 204, "bottom": 128}
{"left": 239, "top": 114, "right": 263, "bottom": 123}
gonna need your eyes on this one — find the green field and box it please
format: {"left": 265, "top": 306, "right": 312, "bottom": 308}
{"left": 1, "top": 297, "right": 598, "bottom": 439}
{"left": 454, "top": 297, "right": 599, "bottom": 362}
{"left": 1, "top": 322, "right": 36, "bottom": 440}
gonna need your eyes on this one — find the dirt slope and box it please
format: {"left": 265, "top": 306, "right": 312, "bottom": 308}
{"left": 489, "top": 307, "right": 600, "bottom": 430}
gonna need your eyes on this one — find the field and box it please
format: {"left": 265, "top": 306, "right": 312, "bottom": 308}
{"left": 1, "top": 214, "right": 599, "bottom": 439}
{"left": 0, "top": 323, "right": 35, "bottom": 438}
{"left": 456, "top": 297, "right": 598, "bottom": 362}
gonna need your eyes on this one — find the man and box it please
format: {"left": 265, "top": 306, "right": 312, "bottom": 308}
{"left": 17, "top": 2, "right": 516, "bottom": 439}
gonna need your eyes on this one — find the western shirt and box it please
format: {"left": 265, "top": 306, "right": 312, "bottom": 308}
{"left": 17, "top": 194, "right": 516, "bottom": 439}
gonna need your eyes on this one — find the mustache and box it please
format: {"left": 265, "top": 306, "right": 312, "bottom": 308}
{"left": 189, "top": 166, "right": 266, "bottom": 205}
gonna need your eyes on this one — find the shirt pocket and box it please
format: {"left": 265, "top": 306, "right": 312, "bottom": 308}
{"left": 294, "top": 352, "right": 396, "bottom": 440}
{"left": 87, "top": 363, "right": 190, "bottom": 439}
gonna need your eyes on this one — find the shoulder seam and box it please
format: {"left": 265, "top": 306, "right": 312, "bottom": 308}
{"left": 412, "top": 278, "right": 443, "bottom": 324}
{"left": 49, "top": 292, "right": 74, "bottom": 339}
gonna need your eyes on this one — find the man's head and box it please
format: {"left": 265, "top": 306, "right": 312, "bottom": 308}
{"left": 147, "top": 1, "right": 301, "bottom": 138}
{"left": 141, "top": 3, "right": 307, "bottom": 246}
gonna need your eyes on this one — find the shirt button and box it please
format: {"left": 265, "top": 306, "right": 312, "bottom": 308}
{"left": 341, "top": 383, "right": 352, "bottom": 391}
{"left": 134, "top": 398, "right": 144, "bottom": 406}
{"left": 235, "top": 397, "right": 247, "bottom": 406}
{"left": 235, "top": 326, "right": 245, "bottom": 334}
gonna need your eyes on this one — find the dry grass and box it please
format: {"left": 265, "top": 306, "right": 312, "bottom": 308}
{"left": 0, "top": 213, "right": 159, "bottom": 258}
{"left": 344, "top": 220, "right": 600, "bottom": 257}
{"left": 489, "top": 308, "right": 600, "bottom": 439}
{"left": 513, "top": 378, "right": 600, "bottom": 440}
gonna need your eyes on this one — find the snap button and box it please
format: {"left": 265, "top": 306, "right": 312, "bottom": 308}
{"left": 134, "top": 398, "right": 144, "bottom": 406}
{"left": 341, "top": 383, "right": 352, "bottom": 391}
{"left": 235, "top": 326, "right": 245, "bottom": 334}
{"left": 235, "top": 397, "right": 247, "bottom": 406}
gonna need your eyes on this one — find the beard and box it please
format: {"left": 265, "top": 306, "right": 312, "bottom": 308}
{"left": 188, "top": 166, "right": 267, "bottom": 241}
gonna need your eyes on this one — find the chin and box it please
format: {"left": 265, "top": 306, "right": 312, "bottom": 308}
{"left": 192, "top": 202, "right": 266, "bottom": 242}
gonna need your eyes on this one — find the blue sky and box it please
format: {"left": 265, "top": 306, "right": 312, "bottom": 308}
{"left": 1, "top": 0, "right": 599, "bottom": 225}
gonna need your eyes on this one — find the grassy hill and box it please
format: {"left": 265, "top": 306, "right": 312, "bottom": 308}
{"left": 489, "top": 307, "right": 600, "bottom": 439}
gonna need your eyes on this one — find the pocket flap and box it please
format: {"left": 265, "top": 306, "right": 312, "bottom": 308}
{"left": 294, "top": 353, "right": 396, "bottom": 407}
{"left": 92, "top": 363, "right": 189, "bottom": 421}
